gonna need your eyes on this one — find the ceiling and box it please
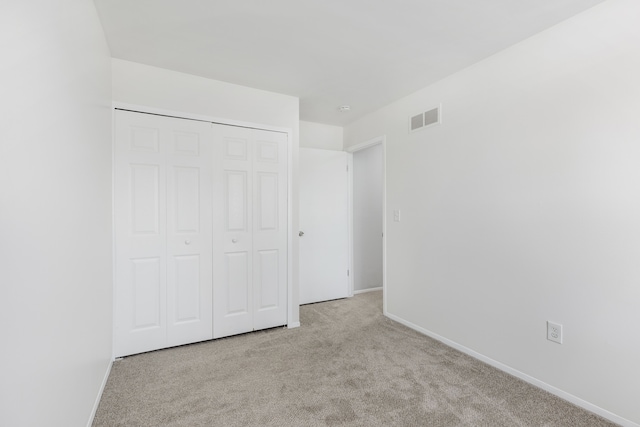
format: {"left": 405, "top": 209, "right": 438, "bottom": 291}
{"left": 94, "top": 0, "right": 604, "bottom": 126}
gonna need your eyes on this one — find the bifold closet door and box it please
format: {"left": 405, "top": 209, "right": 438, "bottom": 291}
{"left": 212, "top": 125, "right": 288, "bottom": 338}
{"left": 114, "top": 110, "right": 213, "bottom": 357}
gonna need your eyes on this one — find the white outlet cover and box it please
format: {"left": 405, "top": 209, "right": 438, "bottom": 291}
{"left": 547, "top": 321, "right": 563, "bottom": 344}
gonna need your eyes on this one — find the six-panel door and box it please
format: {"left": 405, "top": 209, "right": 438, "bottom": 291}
{"left": 114, "top": 110, "right": 213, "bottom": 357}
{"left": 165, "top": 119, "right": 213, "bottom": 348}
{"left": 212, "top": 125, "right": 288, "bottom": 339}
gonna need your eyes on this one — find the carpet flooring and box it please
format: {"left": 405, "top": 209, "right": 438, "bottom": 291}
{"left": 93, "top": 291, "right": 617, "bottom": 426}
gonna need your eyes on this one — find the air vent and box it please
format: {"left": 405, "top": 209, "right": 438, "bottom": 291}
{"left": 410, "top": 113, "right": 424, "bottom": 131}
{"left": 409, "top": 105, "right": 441, "bottom": 133}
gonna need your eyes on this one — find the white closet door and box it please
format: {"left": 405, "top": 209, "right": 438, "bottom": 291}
{"left": 213, "top": 125, "right": 288, "bottom": 338}
{"left": 252, "top": 129, "right": 288, "bottom": 331}
{"left": 165, "top": 119, "right": 213, "bottom": 348}
{"left": 212, "top": 126, "right": 254, "bottom": 337}
{"left": 114, "top": 110, "right": 213, "bottom": 357}
{"left": 114, "top": 110, "right": 167, "bottom": 356}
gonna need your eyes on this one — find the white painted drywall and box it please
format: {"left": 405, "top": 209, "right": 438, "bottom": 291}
{"left": 112, "top": 59, "right": 299, "bottom": 131}
{"left": 353, "top": 145, "right": 384, "bottom": 292}
{"left": 0, "top": 1, "right": 113, "bottom": 426}
{"left": 300, "top": 121, "right": 344, "bottom": 150}
{"left": 112, "top": 59, "right": 301, "bottom": 325}
{"left": 344, "top": 0, "right": 640, "bottom": 425}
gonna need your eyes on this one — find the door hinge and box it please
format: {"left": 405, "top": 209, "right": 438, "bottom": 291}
{"left": 347, "top": 269, "right": 350, "bottom": 276}
{"left": 346, "top": 165, "right": 349, "bottom": 172}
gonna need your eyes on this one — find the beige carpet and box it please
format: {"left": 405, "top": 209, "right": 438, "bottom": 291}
{"left": 93, "top": 291, "right": 617, "bottom": 426}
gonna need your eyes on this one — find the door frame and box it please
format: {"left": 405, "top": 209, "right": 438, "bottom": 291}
{"left": 346, "top": 135, "right": 387, "bottom": 315}
{"left": 110, "top": 102, "right": 297, "bottom": 359}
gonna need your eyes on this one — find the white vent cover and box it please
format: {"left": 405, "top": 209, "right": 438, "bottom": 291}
{"left": 409, "top": 105, "right": 441, "bottom": 133}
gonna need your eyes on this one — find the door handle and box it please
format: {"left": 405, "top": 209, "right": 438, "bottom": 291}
{"left": 232, "top": 238, "right": 238, "bottom": 243}
{"left": 299, "top": 231, "right": 304, "bottom": 237}
{"left": 185, "top": 240, "right": 191, "bottom": 245}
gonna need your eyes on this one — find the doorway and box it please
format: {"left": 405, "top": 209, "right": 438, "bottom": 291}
{"left": 348, "top": 136, "right": 386, "bottom": 313}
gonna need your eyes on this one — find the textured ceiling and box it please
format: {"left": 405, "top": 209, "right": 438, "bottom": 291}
{"left": 94, "top": 0, "right": 604, "bottom": 126}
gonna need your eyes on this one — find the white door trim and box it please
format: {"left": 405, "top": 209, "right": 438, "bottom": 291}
{"left": 347, "top": 153, "right": 354, "bottom": 297}
{"left": 346, "top": 136, "right": 387, "bottom": 316}
{"left": 110, "top": 102, "right": 297, "bottom": 354}
{"left": 110, "top": 106, "right": 117, "bottom": 361}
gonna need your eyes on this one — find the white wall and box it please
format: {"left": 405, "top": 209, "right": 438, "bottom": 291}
{"left": 112, "top": 59, "right": 301, "bottom": 325}
{"left": 353, "top": 145, "right": 383, "bottom": 292}
{"left": 344, "top": 0, "right": 640, "bottom": 425}
{"left": 0, "top": 1, "right": 113, "bottom": 426}
{"left": 300, "top": 121, "right": 344, "bottom": 150}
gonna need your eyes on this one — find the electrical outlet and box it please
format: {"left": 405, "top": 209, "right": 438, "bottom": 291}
{"left": 393, "top": 209, "right": 401, "bottom": 222}
{"left": 547, "top": 321, "right": 563, "bottom": 344}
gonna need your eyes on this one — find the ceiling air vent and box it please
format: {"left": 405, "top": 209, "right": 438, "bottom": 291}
{"left": 409, "top": 105, "right": 441, "bottom": 133}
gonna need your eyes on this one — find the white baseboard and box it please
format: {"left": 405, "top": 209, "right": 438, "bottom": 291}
{"left": 287, "top": 321, "right": 300, "bottom": 329}
{"left": 87, "top": 358, "right": 113, "bottom": 427}
{"left": 385, "top": 312, "right": 638, "bottom": 427}
{"left": 353, "top": 286, "right": 383, "bottom": 295}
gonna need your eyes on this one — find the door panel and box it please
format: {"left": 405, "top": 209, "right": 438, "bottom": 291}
{"left": 131, "top": 165, "right": 160, "bottom": 235}
{"left": 173, "top": 167, "right": 200, "bottom": 233}
{"left": 224, "top": 137, "right": 248, "bottom": 160}
{"left": 115, "top": 111, "right": 168, "bottom": 356}
{"left": 251, "top": 130, "right": 287, "bottom": 330}
{"left": 256, "top": 249, "right": 279, "bottom": 309}
{"left": 213, "top": 125, "right": 287, "bottom": 338}
{"left": 129, "top": 126, "right": 160, "bottom": 152}
{"left": 256, "top": 140, "right": 279, "bottom": 162}
{"left": 299, "top": 148, "right": 349, "bottom": 304}
{"left": 225, "top": 252, "right": 250, "bottom": 314}
{"left": 115, "top": 110, "right": 213, "bottom": 356}
{"left": 166, "top": 118, "right": 213, "bottom": 348}
{"left": 131, "top": 257, "right": 163, "bottom": 329}
{"left": 225, "top": 171, "right": 248, "bottom": 231}
{"left": 257, "top": 173, "right": 278, "bottom": 230}
{"left": 172, "top": 255, "right": 200, "bottom": 322}
{"left": 173, "top": 131, "right": 200, "bottom": 156}
{"left": 213, "top": 130, "right": 254, "bottom": 338}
